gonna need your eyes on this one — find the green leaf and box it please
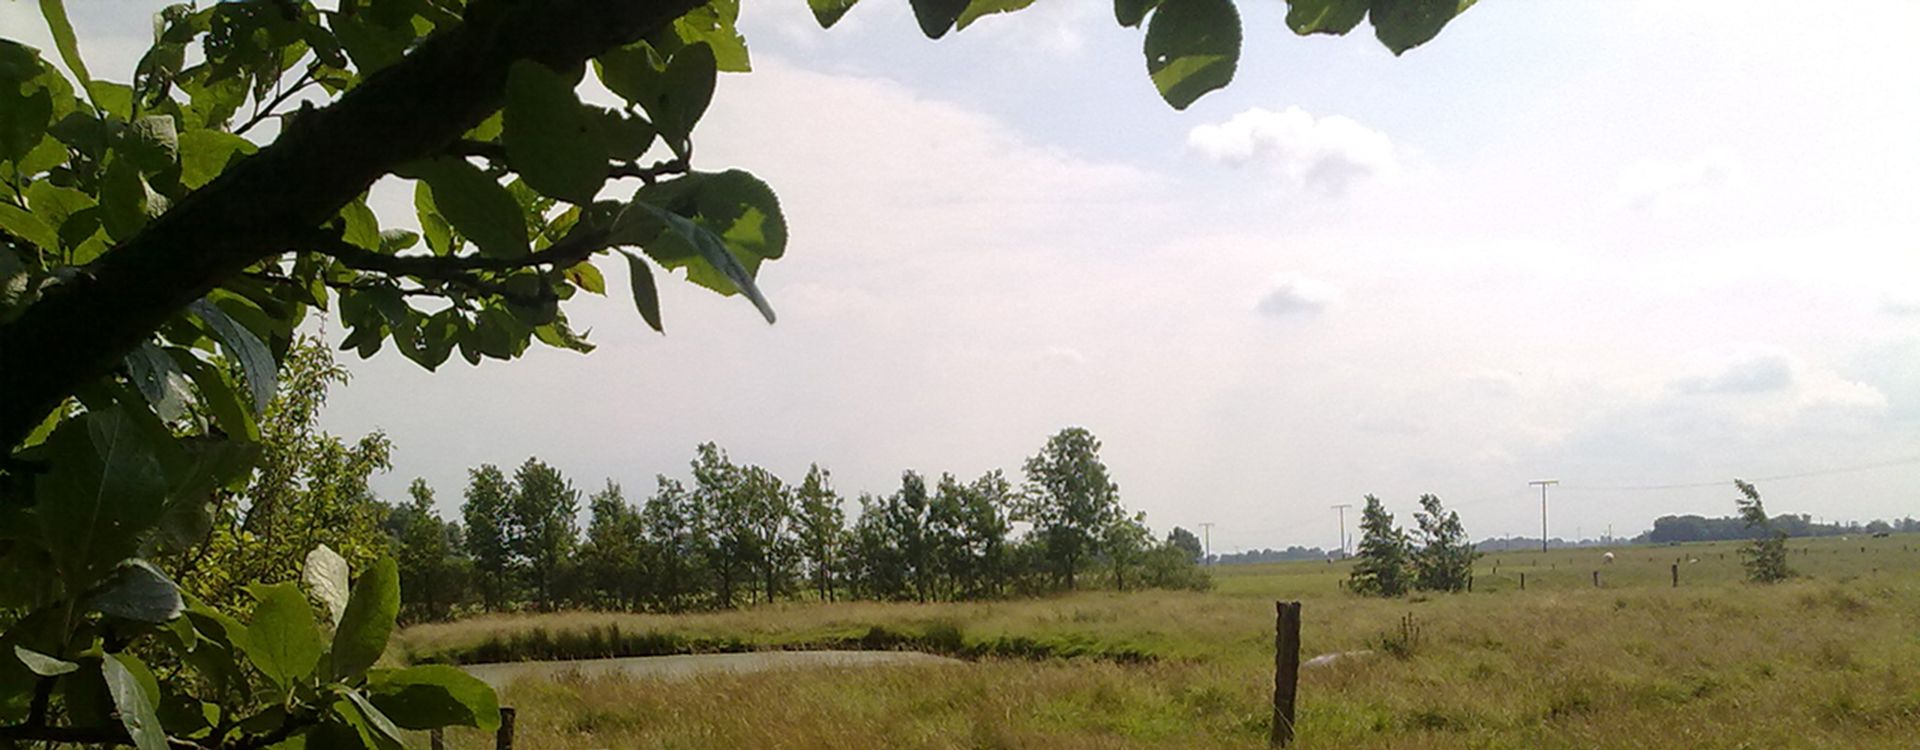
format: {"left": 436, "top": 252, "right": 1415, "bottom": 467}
{"left": 123, "top": 342, "right": 185, "bottom": 419}
{"left": 408, "top": 158, "right": 529, "bottom": 257}
{"left": 87, "top": 81, "right": 133, "bottom": 121}
{"left": 339, "top": 199, "right": 381, "bottom": 251}
{"left": 657, "top": 43, "right": 717, "bottom": 148}
{"left": 170, "top": 350, "right": 257, "bottom": 440}
{"left": 1284, "top": 0, "right": 1369, "bottom": 34}
{"left": 672, "top": 0, "right": 751, "bottom": 72}
{"left": 503, "top": 61, "right": 605, "bottom": 204}
{"left": 24, "top": 180, "right": 94, "bottom": 247}
{"left": 809, "top": 0, "right": 860, "bottom": 28}
{"left": 0, "top": 79, "right": 52, "bottom": 164}
{"left": 1369, "top": 0, "right": 1468, "bottom": 55}
{"left": 176, "top": 129, "right": 253, "bottom": 189}
{"left": 332, "top": 14, "right": 411, "bottom": 74}
{"left": 124, "top": 115, "right": 179, "bottom": 172}
{"left": 99, "top": 155, "right": 150, "bottom": 241}
{"left": 0, "top": 202, "right": 57, "bottom": 253}
{"left": 594, "top": 44, "right": 666, "bottom": 111}
{"left": 86, "top": 560, "right": 183, "bottom": 623}
{"left": 341, "top": 690, "right": 405, "bottom": 748}
{"left": 1143, "top": 0, "right": 1241, "bottom": 110}
{"left": 909, "top": 0, "right": 969, "bottom": 38}
{"left": 104, "top": 654, "right": 167, "bottom": 750}
{"left": 36, "top": 0, "right": 92, "bottom": 94}
{"left": 1115, "top": 0, "right": 1161, "bottom": 27}
{"left": 33, "top": 408, "right": 169, "bottom": 592}
{"left": 643, "top": 206, "right": 775, "bottom": 323}
{"left": 336, "top": 690, "right": 405, "bottom": 750}
{"left": 620, "top": 251, "right": 663, "bottom": 333}
{"left": 366, "top": 665, "right": 500, "bottom": 731}
{"left": 585, "top": 106, "right": 655, "bottom": 162}
{"left": 957, "top": 0, "right": 1036, "bottom": 30}
{"left": 149, "top": 439, "right": 254, "bottom": 555}
{"left": 190, "top": 298, "right": 275, "bottom": 416}
{"left": 331, "top": 557, "right": 398, "bottom": 681}
{"left": 13, "top": 645, "right": 77, "bottom": 677}
{"left": 303, "top": 544, "right": 350, "bottom": 626}
{"left": 239, "top": 583, "right": 324, "bottom": 691}
{"left": 413, "top": 180, "right": 455, "bottom": 256}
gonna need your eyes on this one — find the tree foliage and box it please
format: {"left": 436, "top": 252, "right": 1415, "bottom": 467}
{"left": 409, "top": 429, "right": 1203, "bottom": 613}
{"left": 1410, "top": 493, "right": 1475, "bottom": 593}
{"left": 1020, "top": 427, "right": 1122, "bottom": 590}
{"left": 1735, "top": 480, "right": 1792, "bottom": 584}
{"left": 1349, "top": 494, "right": 1412, "bottom": 597}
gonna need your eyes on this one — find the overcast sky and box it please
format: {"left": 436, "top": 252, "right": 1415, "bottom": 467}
{"left": 11, "top": 1, "right": 1919, "bottom": 553}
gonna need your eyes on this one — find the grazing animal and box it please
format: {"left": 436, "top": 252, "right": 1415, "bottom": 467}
{"left": 1602, "top": 552, "right": 1616, "bottom": 564}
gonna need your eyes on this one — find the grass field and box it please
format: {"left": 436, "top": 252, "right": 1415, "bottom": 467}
{"left": 406, "top": 534, "right": 1920, "bottom": 749}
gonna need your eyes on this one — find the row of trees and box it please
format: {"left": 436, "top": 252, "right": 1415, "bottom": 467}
{"left": 1639, "top": 512, "right": 1917, "bottom": 544}
{"left": 1348, "top": 494, "right": 1478, "bottom": 597}
{"left": 386, "top": 428, "right": 1209, "bottom": 620}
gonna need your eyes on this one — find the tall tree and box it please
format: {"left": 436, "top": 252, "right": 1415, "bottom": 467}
{"left": 510, "top": 458, "right": 579, "bottom": 610}
{"left": 1735, "top": 480, "right": 1792, "bottom": 583}
{"left": 1101, "top": 511, "right": 1153, "bottom": 592}
{"left": 963, "top": 470, "right": 1015, "bottom": 598}
{"left": 580, "top": 480, "right": 646, "bottom": 609}
{"left": 391, "top": 478, "right": 470, "bottom": 621}
{"left": 1020, "top": 427, "right": 1122, "bottom": 590}
{"left": 1349, "top": 495, "right": 1412, "bottom": 597}
{"left": 1411, "top": 494, "right": 1475, "bottom": 593}
{"left": 461, "top": 464, "right": 516, "bottom": 611}
{"left": 886, "top": 471, "right": 937, "bottom": 601}
{"left": 692, "top": 443, "right": 754, "bottom": 607}
{"left": 741, "top": 465, "right": 795, "bottom": 603}
{"left": 1166, "top": 526, "right": 1205, "bottom": 563}
{"left": 792, "top": 464, "right": 846, "bottom": 602}
{"left": 641, "top": 475, "right": 705, "bottom": 611}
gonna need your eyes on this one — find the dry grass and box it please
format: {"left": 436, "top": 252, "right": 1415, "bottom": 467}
{"left": 407, "top": 535, "right": 1920, "bottom": 749}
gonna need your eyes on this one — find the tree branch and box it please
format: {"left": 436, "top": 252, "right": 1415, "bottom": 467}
{"left": 0, "top": 0, "right": 705, "bottom": 450}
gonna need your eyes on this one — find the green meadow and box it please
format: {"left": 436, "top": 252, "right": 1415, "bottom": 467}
{"left": 408, "top": 534, "right": 1920, "bottom": 749}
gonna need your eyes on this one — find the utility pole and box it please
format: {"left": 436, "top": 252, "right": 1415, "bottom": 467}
{"left": 1329, "top": 504, "right": 1353, "bottom": 558}
{"left": 1198, "top": 522, "right": 1215, "bottom": 566}
{"left": 1529, "top": 480, "right": 1558, "bottom": 553}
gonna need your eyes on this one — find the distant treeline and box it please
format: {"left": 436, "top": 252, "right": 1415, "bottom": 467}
{"left": 1212, "top": 546, "right": 1332, "bottom": 565}
{"left": 386, "top": 428, "right": 1210, "bottom": 621}
{"left": 1633, "top": 514, "right": 1919, "bottom": 544}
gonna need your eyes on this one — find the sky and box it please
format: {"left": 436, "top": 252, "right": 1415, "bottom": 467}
{"left": 8, "top": 1, "right": 1919, "bottom": 554}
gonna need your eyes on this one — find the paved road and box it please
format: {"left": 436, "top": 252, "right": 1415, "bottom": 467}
{"left": 459, "top": 650, "right": 962, "bottom": 690}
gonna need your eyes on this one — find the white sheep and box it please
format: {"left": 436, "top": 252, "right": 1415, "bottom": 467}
{"left": 1602, "top": 552, "right": 1616, "bottom": 564}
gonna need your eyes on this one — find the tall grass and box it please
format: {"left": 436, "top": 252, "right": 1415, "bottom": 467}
{"left": 410, "top": 535, "right": 1920, "bottom": 749}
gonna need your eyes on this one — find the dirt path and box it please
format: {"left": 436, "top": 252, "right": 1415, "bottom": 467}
{"left": 459, "top": 650, "right": 963, "bottom": 690}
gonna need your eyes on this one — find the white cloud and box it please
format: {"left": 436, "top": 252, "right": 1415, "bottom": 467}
{"left": 1186, "top": 106, "right": 1401, "bottom": 196}
{"left": 1617, "top": 152, "right": 1735, "bottom": 211}
{"left": 1672, "top": 349, "right": 1796, "bottom": 395}
{"left": 1882, "top": 290, "right": 1920, "bottom": 316}
{"left": 1255, "top": 273, "right": 1341, "bottom": 317}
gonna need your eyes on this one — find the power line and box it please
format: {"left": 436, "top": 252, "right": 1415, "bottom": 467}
{"left": 1556, "top": 454, "right": 1920, "bottom": 492}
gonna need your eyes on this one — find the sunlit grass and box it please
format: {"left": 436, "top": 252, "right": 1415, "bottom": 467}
{"left": 408, "top": 535, "right": 1920, "bottom": 749}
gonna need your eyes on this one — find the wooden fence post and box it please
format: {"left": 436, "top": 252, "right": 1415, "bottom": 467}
{"left": 496, "top": 707, "right": 516, "bottom": 750}
{"left": 1592, "top": 570, "right": 1600, "bottom": 588}
{"left": 1519, "top": 573, "right": 1525, "bottom": 591}
{"left": 1670, "top": 563, "right": 1678, "bottom": 588}
{"left": 1467, "top": 576, "right": 1473, "bottom": 592}
{"left": 1271, "top": 601, "right": 1302, "bottom": 747}
{"left": 430, "top": 728, "right": 446, "bottom": 750}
